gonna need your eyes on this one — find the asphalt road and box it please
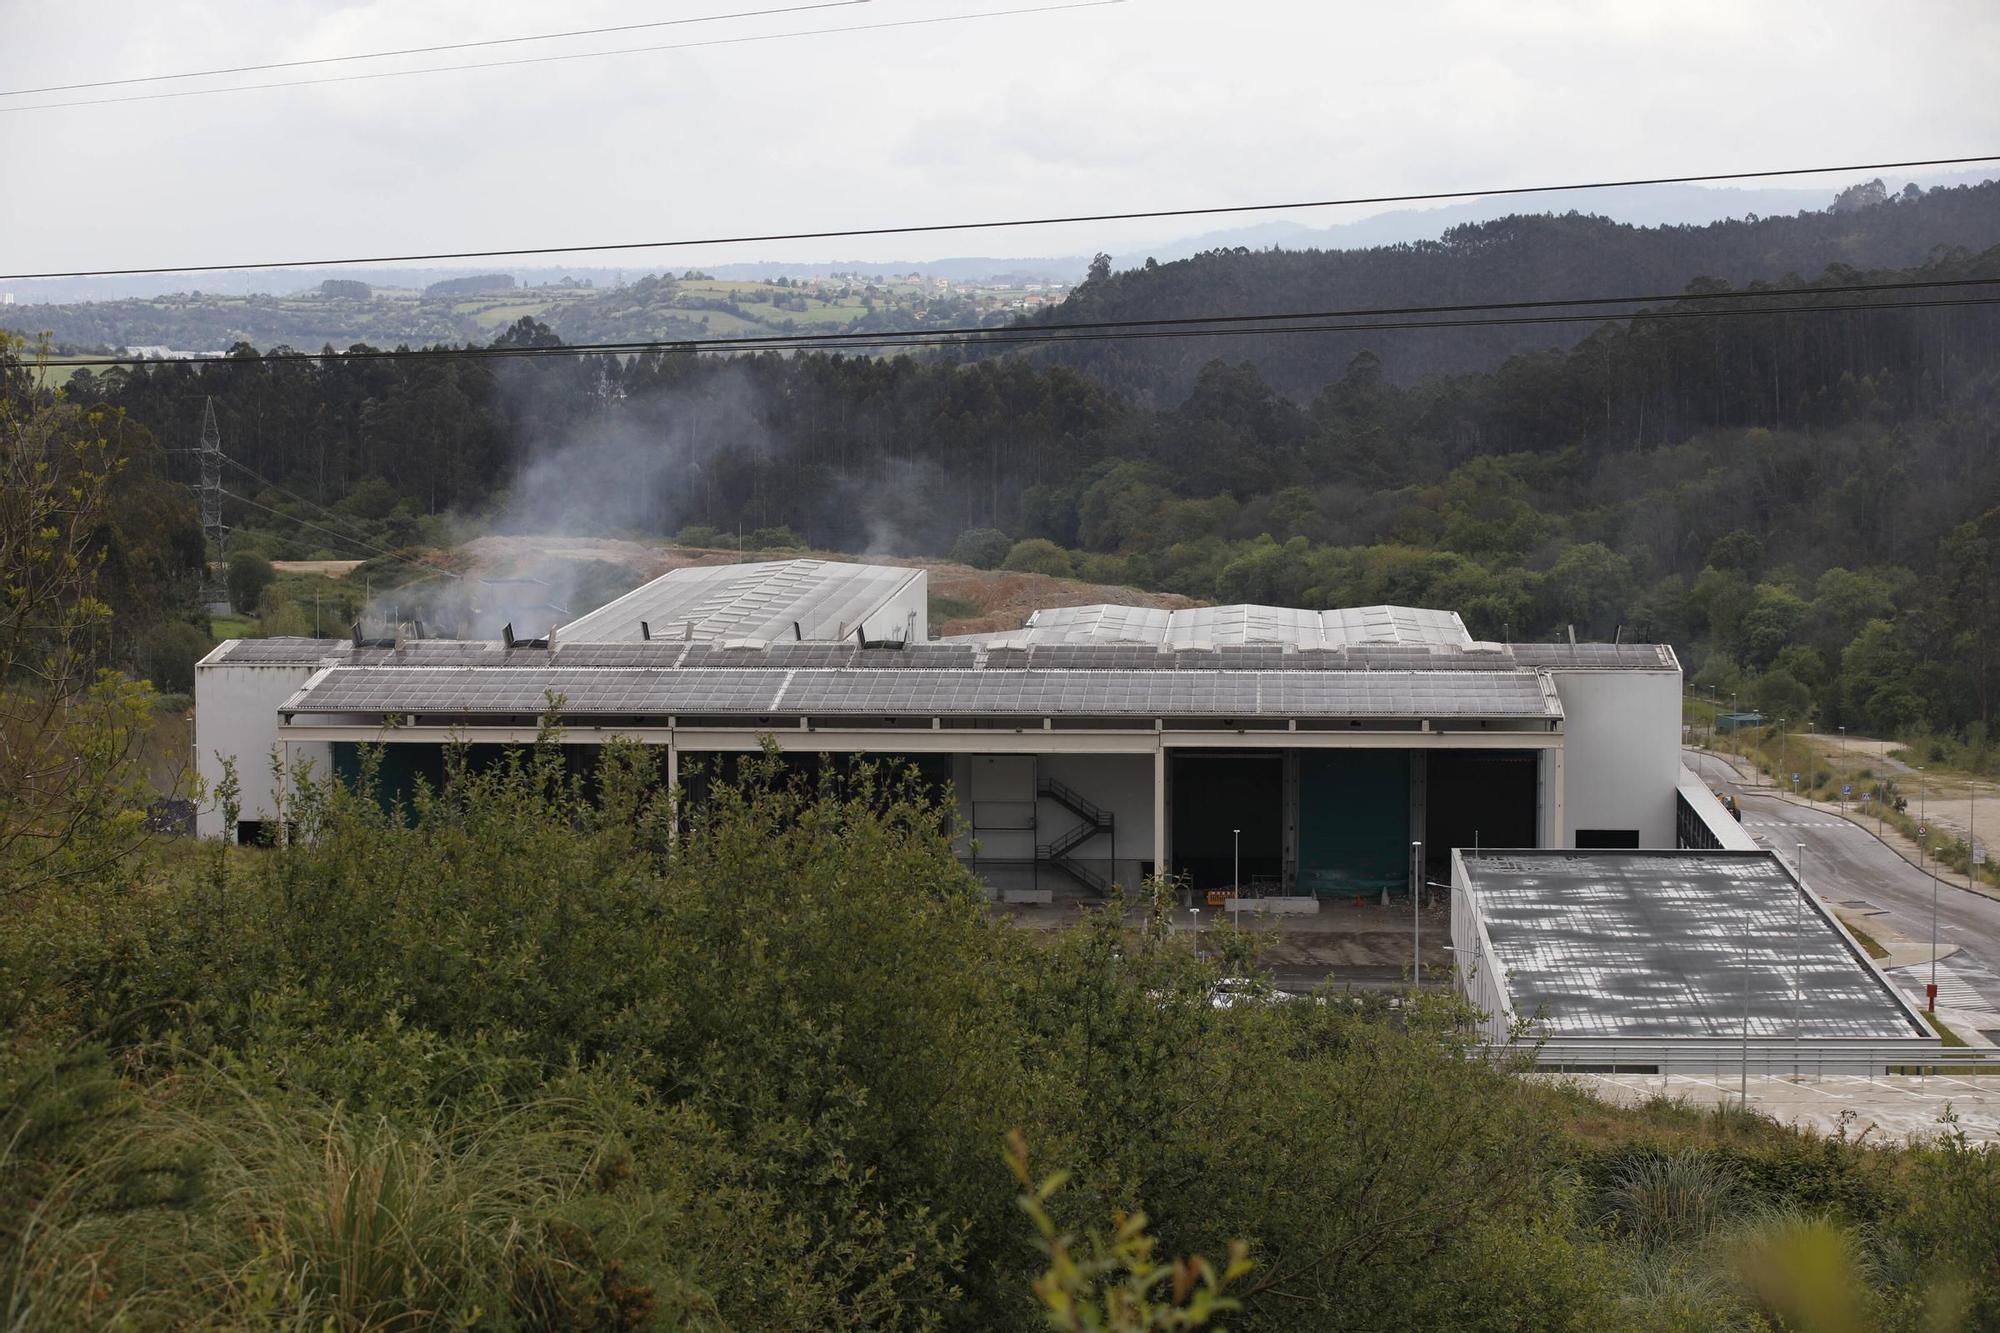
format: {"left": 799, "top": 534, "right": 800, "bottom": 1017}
{"left": 1686, "top": 748, "right": 2000, "bottom": 1018}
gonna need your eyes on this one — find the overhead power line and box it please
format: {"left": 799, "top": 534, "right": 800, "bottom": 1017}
{"left": 222, "top": 454, "right": 406, "bottom": 556}
{"left": 1, "top": 1, "right": 1122, "bottom": 114}
{"left": 0, "top": 1, "right": 869, "bottom": 97}
{"left": 36, "top": 274, "right": 2000, "bottom": 369}
{"left": 221, "top": 488, "right": 457, "bottom": 578}
{"left": 8, "top": 151, "right": 1994, "bottom": 281}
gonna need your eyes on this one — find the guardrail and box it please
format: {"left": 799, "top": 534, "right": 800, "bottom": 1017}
{"left": 1508, "top": 1037, "right": 1999, "bottom": 1077}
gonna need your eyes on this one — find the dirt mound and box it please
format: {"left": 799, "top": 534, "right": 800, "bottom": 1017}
{"left": 918, "top": 563, "right": 1195, "bottom": 634}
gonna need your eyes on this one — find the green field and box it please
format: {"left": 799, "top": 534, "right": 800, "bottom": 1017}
{"left": 9, "top": 271, "right": 1054, "bottom": 367}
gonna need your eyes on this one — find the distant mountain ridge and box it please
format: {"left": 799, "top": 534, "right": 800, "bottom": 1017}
{"left": 999, "top": 177, "right": 2000, "bottom": 401}
{"left": 12, "top": 171, "right": 1991, "bottom": 305}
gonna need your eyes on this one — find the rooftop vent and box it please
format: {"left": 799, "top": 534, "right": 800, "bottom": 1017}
{"left": 501, "top": 622, "right": 552, "bottom": 651}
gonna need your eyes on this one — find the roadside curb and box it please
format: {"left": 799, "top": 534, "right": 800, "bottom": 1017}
{"left": 1685, "top": 747, "right": 2000, "bottom": 908}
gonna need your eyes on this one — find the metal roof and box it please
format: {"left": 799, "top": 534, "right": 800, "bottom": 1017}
{"left": 282, "top": 664, "right": 1562, "bottom": 721}
{"left": 1506, "top": 643, "right": 1678, "bottom": 670}
{"left": 1459, "top": 851, "right": 1923, "bottom": 1040}
{"left": 204, "top": 635, "right": 1670, "bottom": 674}
{"left": 984, "top": 602, "right": 1476, "bottom": 650}
{"left": 556, "top": 560, "right": 924, "bottom": 644}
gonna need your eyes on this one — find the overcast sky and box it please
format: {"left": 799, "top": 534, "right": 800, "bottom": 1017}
{"left": 6, "top": 0, "right": 2000, "bottom": 277}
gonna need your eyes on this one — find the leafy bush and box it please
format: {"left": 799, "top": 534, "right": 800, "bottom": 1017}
{"left": 1003, "top": 537, "right": 1075, "bottom": 578}
{"left": 224, "top": 550, "right": 273, "bottom": 614}
{"left": 746, "top": 525, "right": 805, "bottom": 550}
{"left": 137, "top": 620, "right": 211, "bottom": 693}
{"left": 949, "top": 527, "right": 1012, "bottom": 569}
{"left": 673, "top": 524, "right": 722, "bottom": 548}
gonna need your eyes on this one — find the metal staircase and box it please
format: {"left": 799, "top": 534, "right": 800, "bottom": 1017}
{"left": 1036, "top": 777, "right": 1114, "bottom": 895}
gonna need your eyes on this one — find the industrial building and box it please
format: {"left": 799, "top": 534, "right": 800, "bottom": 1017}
{"left": 196, "top": 558, "right": 1705, "bottom": 907}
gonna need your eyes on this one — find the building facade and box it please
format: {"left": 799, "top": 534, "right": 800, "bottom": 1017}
{"left": 195, "top": 560, "right": 1686, "bottom": 904}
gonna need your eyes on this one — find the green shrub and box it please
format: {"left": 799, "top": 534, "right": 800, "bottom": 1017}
{"left": 224, "top": 551, "right": 274, "bottom": 614}
{"left": 137, "top": 621, "right": 212, "bottom": 693}
{"left": 673, "top": 524, "right": 722, "bottom": 548}
{"left": 1002, "top": 537, "right": 1074, "bottom": 578}
{"left": 746, "top": 525, "right": 804, "bottom": 550}
{"left": 948, "top": 527, "right": 1012, "bottom": 569}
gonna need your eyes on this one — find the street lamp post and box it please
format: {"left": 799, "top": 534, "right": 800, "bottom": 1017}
{"left": 1741, "top": 898, "right": 1752, "bottom": 1108}
{"left": 1232, "top": 828, "right": 1240, "bottom": 901}
{"left": 1912, "top": 756, "right": 1928, "bottom": 1008}
{"left": 1411, "top": 840, "right": 1424, "bottom": 988}
{"left": 1795, "top": 842, "right": 1804, "bottom": 1075}
{"left": 1916, "top": 766, "right": 1937, "bottom": 1012}
{"left": 1973, "top": 784, "right": 1982, "bottom": 890}
{"left": 1190, "top": 907, "right": 1201, "bottom": 961}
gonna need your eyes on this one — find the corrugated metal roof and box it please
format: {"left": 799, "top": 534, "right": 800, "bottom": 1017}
{"left": 1507, "top": 643, "right": 1679, "bottom": 670}
{"left": 208, "top": 635, "right": 1675, "bottom": 679}
{"left": 1460, "top": 851, "right": 1921, "bottom": 1039}
{"left": 997, "top": 602, "right": 1475, "bottom": 650}
{"left": 557, "top": 560, "right": 924, "bottom": 644}
{"left": 283, "top": 664, "right": 1562, "bottom": 721}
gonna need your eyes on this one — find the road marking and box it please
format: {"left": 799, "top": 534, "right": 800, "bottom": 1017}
{"left": 1891, "top": 963, "right": 1994, "bottom": 1011}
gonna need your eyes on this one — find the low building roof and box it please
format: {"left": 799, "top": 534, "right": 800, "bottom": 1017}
{"left": 1458, "top": 851, "right": 1924, "bottom": 1040}
{"left": 206, "top": 635, "right": 1675, "bottom": 674}
{"left": 280, "top": 662, "right": 1563, "bottom": 722}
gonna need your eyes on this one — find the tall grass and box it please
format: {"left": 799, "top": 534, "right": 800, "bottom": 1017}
{"left": 2, "top": 1062, "right": 631, "bottom": 1331}
{"left": 1602, "top": 1149, "right": 1741, "bottom": 1250}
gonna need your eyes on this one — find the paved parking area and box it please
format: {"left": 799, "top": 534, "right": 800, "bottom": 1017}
{"left": 1545, "top": 1071, "right": 2000, "bottom": 1143}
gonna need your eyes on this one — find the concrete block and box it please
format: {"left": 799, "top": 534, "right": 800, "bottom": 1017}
{"left": 1226, "top": 896, "right": 1321, "bottom": 917}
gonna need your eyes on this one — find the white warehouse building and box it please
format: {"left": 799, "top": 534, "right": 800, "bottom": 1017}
{"left": 195, "top": 558, "right": 1719, "bottom": 902}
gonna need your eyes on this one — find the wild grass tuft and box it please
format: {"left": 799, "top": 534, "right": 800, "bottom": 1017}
{"left": 1602, "top": 1149, "right": 1742, "bottom": 1250}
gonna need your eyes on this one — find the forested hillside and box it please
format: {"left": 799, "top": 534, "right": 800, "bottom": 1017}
{"left": 1004, "top": 177, "right": 2000, "bottom": 399}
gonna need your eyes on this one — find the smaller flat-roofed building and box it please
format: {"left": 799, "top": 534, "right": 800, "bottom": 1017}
{"left": 1451, "top": 849, "right": 1939, "bottom": 1072}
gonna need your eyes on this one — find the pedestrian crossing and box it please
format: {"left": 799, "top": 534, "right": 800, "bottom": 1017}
{"left": 1890, "top": 962, "right": 2000, "bottom": 1013}
{"left": 1746, "top": 819, "right": 1866, "bottom": 831}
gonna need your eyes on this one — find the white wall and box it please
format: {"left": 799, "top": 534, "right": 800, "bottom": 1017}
{"left": 193, "top": 658, "right": 331, "bottom": 839}
{"left": 950, "top": 750, "right": 1158, "bottom": 894}
{"left": 1550, "top": 669, "right": 1681, "bottom": 848}
{"left": 1038, "top": 752, "right": 1157, "bottom": 889}
{"left": 864, "top": 569, "right": 929, "bottom": 645}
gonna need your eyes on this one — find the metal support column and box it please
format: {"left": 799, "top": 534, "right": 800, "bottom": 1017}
{"left": 665, "top": 741, "right": 679, "bottom": 844}
{"left": 1541, "top": 746, "right": 1566, "bottom": 848}
{"left": 1152, "top": 744, "right": 1167, "bottom": 884}
{"left": 1281, "top": 749, "right": 1299, "bottom": 893}
{"left": 1403, "top": 750, "right": 1428, "bottom": 904}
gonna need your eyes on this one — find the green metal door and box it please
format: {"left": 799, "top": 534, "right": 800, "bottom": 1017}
{"left": 1297, "top": 750, "right": 1410, "bottom": 897}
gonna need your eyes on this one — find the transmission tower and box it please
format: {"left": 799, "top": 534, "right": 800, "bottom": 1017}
{"left": 198, "top": 396, "right": 226, "bottom": 560}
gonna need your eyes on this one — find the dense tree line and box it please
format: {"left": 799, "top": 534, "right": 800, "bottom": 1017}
{"left": 1002, "top": 177, "right": 2000, "bottom": 400}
